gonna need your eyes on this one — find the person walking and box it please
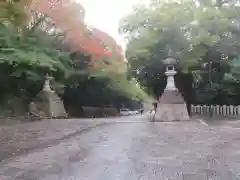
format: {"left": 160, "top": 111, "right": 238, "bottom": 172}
{"left": 151, "top": 101, "right": 158, "bottom": 122}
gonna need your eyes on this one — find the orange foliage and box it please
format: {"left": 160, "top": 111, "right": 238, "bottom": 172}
{"left": 32, "top": 0, "right": 112, "bottom": 58}
{"left": 30, "top": 0, "right": 127, "bottom": 71}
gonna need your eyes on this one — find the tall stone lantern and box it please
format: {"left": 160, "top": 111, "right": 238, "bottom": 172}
{"left": 154, "top": 56, "right": 190, "bottom": 122}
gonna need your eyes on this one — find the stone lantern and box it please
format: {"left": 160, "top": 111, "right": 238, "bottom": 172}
{"left": 162, "top": 57, "right": 177, "bottom": 91}
{"left": 29, "top": 74, "right": 67, "bottom": 119}
{"left": 153, "top": 56, "right": 190, "bottom": 122}
{"left": 42, "top": 74, "right": 54, "bottom": 92}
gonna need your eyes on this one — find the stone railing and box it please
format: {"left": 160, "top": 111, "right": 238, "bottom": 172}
{"left": 191, "top": 105, "right": 240, "bottom": 117}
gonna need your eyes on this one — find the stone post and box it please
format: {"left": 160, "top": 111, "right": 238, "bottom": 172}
{"left": 154, "top": 56, "right": 190, "bottom": 122}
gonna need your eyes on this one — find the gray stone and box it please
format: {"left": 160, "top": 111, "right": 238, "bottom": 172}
{"left": 1, "top": 118, "right": 240, "bottom": 179}
{"left": 155, "top": 90, "right": 190, "bottom": 121}
{"left": 154, "top": 56, "right": 190, "bottom": 122}
{"left": 29, "top": 76, "right": 67, "bottom": 119}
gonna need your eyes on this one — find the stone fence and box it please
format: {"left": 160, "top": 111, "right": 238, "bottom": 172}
{"left": 191, "top": 105, "right": 240, "bottom": 118}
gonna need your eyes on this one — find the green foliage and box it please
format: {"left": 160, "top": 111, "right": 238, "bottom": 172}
{"left": 0, "top": 23, "right": 73, "bottom": 80}
{"left": 0, "top": 10, "right": 148, "bottom": 112}
{"left": 0, "top": 0, "right": 32, "bottom": 27}
{"left": 107, "top": 76, "right": 148, "bottom": 101}
{"left": 119, "top": 0, "right": 240, "bottom": 105}
{"left": 227, "top": 56, "right": 240, "bottom": 82}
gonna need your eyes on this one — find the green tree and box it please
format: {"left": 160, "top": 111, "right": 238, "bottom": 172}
{"left": 119, "top": 0, "right": 240, "bottom": 104}
{"left": 0, "top": 0, "right": 149, "bottom": 117}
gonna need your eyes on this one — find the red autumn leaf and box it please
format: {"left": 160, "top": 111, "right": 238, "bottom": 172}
{"left": 32, "top": 0, "right": 112, "bottom": 58}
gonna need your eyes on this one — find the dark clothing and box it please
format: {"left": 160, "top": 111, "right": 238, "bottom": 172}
{"left": 153, "top": 102, "right": 157, "bottom": 110}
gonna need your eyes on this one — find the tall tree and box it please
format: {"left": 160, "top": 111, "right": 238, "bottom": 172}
{"left": 119, "top": 0, "right": 240, "bottom": 104}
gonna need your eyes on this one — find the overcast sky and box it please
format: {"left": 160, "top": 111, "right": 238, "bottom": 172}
{"left": 78, "top": 0, "right": 147, "bottom": 49}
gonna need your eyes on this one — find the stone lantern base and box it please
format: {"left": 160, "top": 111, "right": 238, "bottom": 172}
{"left": 154, "top": 90, "right": 190, "bottom": 122}
{"left": 28, "top": 76, "right": 67, "bottom": 120}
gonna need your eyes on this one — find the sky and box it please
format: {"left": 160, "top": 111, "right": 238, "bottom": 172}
{"left": 78, "top": 0, "right": 147, "bottom": 49}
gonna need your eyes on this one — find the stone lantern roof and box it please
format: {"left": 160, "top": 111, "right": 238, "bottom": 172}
{"left": 162, "top": 57, "right": 177, "bottom": 65}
